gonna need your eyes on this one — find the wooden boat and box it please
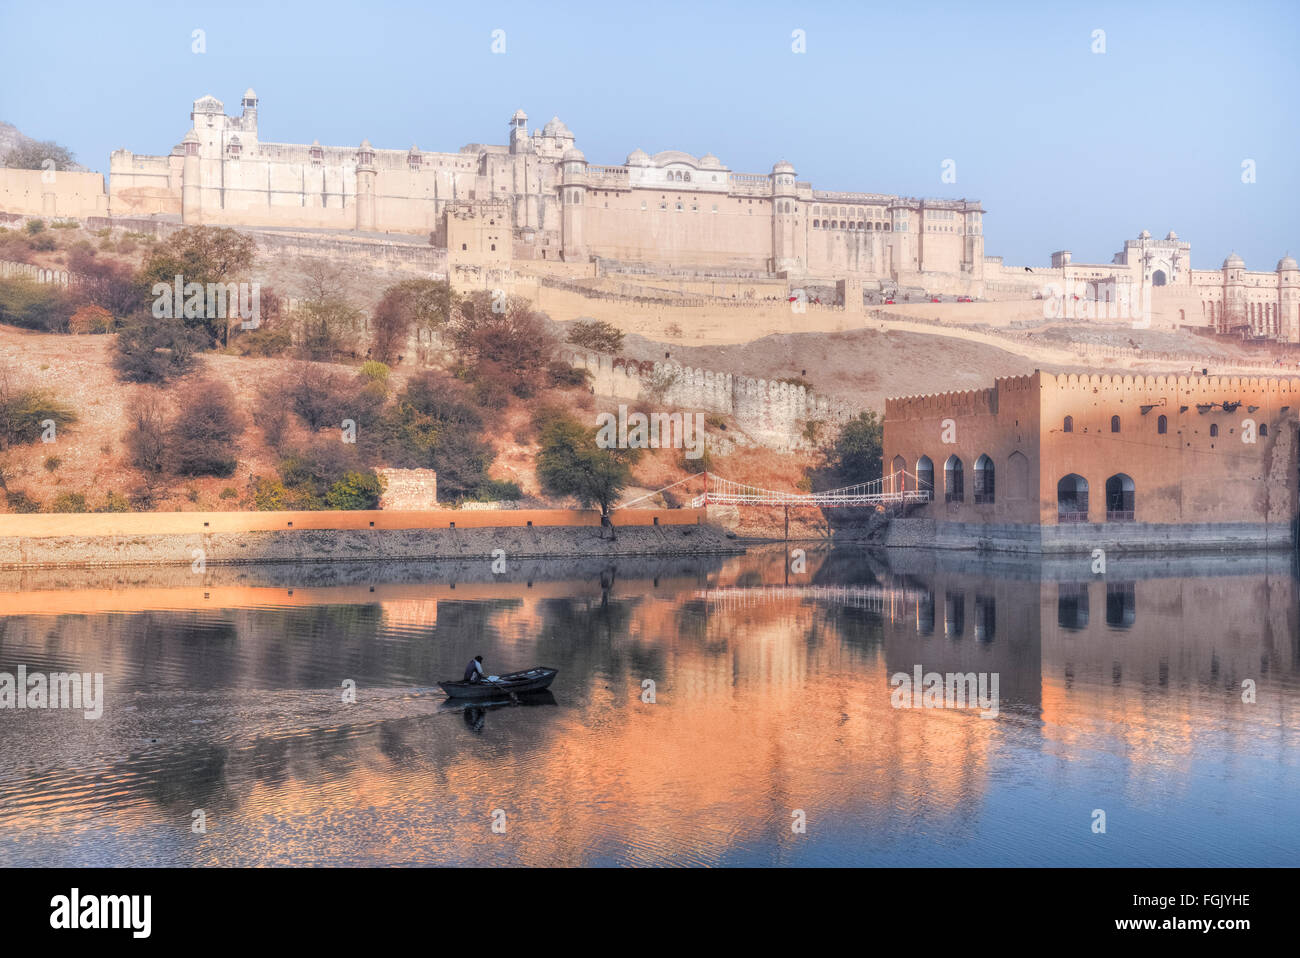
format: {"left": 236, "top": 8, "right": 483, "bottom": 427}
{"left": 438, "top": 667, "right": 558, "bottom": 700}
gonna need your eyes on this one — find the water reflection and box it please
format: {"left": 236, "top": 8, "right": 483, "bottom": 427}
{"left": 0, "top": 547, "right": 1296, "bottom": 866}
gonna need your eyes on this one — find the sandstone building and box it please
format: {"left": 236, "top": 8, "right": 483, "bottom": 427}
{"left": 105, "top": 90, "right": 986, "bottom": 289}
{"left": 882, "top": 371, "right": 1300, "bottom": 552}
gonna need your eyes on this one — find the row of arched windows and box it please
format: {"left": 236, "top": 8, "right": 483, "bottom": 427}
{"left": 900, "top": 453, "right": 1018, "bottom": 504}
{"left": 813, "top": 219, "right": 891, "bottom": 231}
{"left": 1057, "top": 473, "right": 1134, "bottom": 522}
{"left": 913, "top": 582, "right": 1137, "bottom": 637}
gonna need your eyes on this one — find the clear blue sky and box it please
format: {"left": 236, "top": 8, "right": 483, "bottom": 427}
{"left": 2, "top": 0, "right": 1296, "bottom": 269}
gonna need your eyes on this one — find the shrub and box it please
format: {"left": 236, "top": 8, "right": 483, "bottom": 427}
{"left": 43, "top": 455, "right": 60, "bottom": 472}
{"left": 295, "top": 297, "right": 363, "bottom": 361}
{"left": 51, "top": 492, "right": 87, "bottom": 513}
{"left": 379, "top": 370, "right": 493, "bottom": 500}
{"left": 112, "top": 316, "right": 204, "bottom": 383}
{"left": 4, "top": 490, "right": 41, "bottom": 513}
{"left": 471, "top": 478, "right": 523, "bottom": 502}
{"left": 125, "top": 395, "right": 168, "bottom": 476}
{"left": 24, "top": 219, "right": 46, "bottom": 235}
{"left": 0, "top": 379, "right": 77, "bottom": 449}
{"left": 219, "top": 487, "right": 238, "bottom": 500}
{"left": 28, "top": 234, "right": 56, "bottom": 252}
{"left": 546, "top": 360, "right": 589, "bottom": 389}
{"left": 360, "top": 360, "right": 390, "bottom": 385}
{"left": 96, "top": 490, "right": 131, "bottom": 513}
{"left": 253, "top": 476, "right": 290, "bottom": 511}
{"left": 567, "top": 319, "right": 624, "bottom": 354}
{"left": 68, "top": 304, "right": 115, "bottom": 335}
{"left": 166, "top": 380, "right": 244, "bottom": 477}
{"left": 285, "top": 362, "right": 382, "bottom": 433}
{"left": 67, "top": 247, "right": 138, "bottom": 317}
{"left": 0, "top": 277, "right": 76, "bottom": 332}
{"left": 325, "top": 470, "right": 386, "bottom": 510}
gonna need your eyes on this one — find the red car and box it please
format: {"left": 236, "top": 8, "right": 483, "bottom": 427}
{"left": 957, "top": 295, "right": 972, "bottom": 303}
{"left": 930, "top": 296, "right": 941, "bottom": 303}
{"left": 884, "top": 298, "right": 895, "bottom": 305}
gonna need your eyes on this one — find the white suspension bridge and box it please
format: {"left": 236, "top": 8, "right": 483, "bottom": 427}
{"left": 695, "top": 584, "right": 932, "bottom": 615}
{"left": 619, "top": 468, "right": 933, "bottom": 510}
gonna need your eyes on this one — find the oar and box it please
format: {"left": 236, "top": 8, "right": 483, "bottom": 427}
{"left": 485, "top": 675, "right": 519, "bottom": 705}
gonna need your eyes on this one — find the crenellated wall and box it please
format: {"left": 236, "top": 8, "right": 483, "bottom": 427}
{"left": 560, "top": 347, "right": 857, "bottom": 451}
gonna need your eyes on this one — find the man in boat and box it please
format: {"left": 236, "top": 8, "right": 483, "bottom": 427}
{"left": 463, "top": 655, "right": 486, "bottom": 684}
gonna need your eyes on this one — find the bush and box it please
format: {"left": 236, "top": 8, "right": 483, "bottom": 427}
{"left": 43, "top": 455, "right": 60, "bottom": 472}
{"left": 51, "top": 492, "right": 87, "bottom": 513}
{"left": 125, "top": 395, "right": 168, "bottom": 476}
{"left": 285, "top": 362, "right": 383, "bottom": 434}
{"left": 113, "top": 316, "right": 204, "bottom": 383}
{"left": 379, "top": 370, "right": 493, "bottom": 498}
{"left": 68, "top": 304, "right": 115, "bottom": 335}
{"left": 546, "top": 361, "right": 589, "bottom": 389}
{"left": 253, "top": 476, "right": 290, "bottom": 511}
{"left": 566, "top": 319, "right": 624, "bottom": 354}
{"left": 360, "top": 360, "right": 390, "bottom": 385}
{"left": 4, "top": 490, "right": 41, "bottom": 513}
{"left": 67, "top": 247, "right": 138, "bottom": 317}
{"left": 471, "top": 478, "right": 523, "bottom": 502}
{"left": 166, "top": 380, "right": 244, "bottom": 477}
{"left": 95, "top": 490, "right": 131, "bottom": 513}
{"left": 325, "top": 470, "right": 386, "bottom": 510}
{"left": 0, "top": 379, "right": 77, "bottom": 449}
{"left": 24, "top": 219, "right": 46, "bottom": 235}
{"left": 28, "top": 234, "right": 56, "bottom": 252}
{"left": 0, "top": 278, "right": 76, "bottom": 332}
{"left": 219, "top": 486, "right": 238, "bottom": 500}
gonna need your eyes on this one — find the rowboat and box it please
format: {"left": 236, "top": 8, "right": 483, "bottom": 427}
{"left": 438, "top": 667, "right": 558, "bottom": 700}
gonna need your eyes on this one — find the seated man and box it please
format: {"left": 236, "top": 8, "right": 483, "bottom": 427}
{"left": 463, "top": 655, "right": 486, "bottom": 684}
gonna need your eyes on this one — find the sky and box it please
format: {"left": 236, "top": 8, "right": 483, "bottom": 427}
{"left": 1, "top": 0, "right": 1296, "bottom": 269}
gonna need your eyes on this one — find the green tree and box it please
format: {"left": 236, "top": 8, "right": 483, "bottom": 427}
{"left": 135, "top": 226, "right": 258, "bottom": 343}
{"left": 325, "top": 470, "right": 386, "bottom": 510}
{"left": 831, "top": 410, "right": 883, "bottom": 483}
{"left": 566, "top": 319, "right": 624, "bottom": 354}
{"left": 536, "top": 414, "right": 637, "bottom": 519}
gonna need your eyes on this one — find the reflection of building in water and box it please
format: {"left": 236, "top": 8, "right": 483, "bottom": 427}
{"left": 884, "top": 370, "right": 1300, "bottom": 553}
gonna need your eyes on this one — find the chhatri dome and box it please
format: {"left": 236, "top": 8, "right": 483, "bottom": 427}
{"left": 1278, "top": 255, "right": 1298, "bottom": 271}
{"left": 625, "top": 148, "right": 651, "bottom": 167}
{"left": 1223, "top": 252, "right": 1245, "bottom": 269}
{"left": 699, "top": 152, "right": 723, "bottom": 169}
{"left": 772, "top": 160, "right": 796, "bottom": 175}
{"left": 542, "top": 117, "right": 571, "bottom": 137}
{"left": 562, "top": 147, "right": 586, "bottom": 163}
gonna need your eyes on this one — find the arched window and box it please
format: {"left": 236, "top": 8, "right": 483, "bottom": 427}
{"left": 813, "top": 220, "right": 819, "bottom": 228}
{"left": 916, "top": 456, "right": 934, "bottom": 499}
{"left": 1105, "top": 473, "right": 1134, "bottom": 521}
{"left": 944, "top": 455, "right": 964, "bottom": 503}
{"left": 974, "top": 594, "right": 995, "bottom": 642}
{"left": 1063, "top": 415, "right": 1073, "bottom": 433}
{"left": 1210, "top": 423, "right": 1219, "bottom": 437}
{"left": 1157, "top": 414, "right": 1167, "bottom": 434}
{"left": 917, "top": 591, "right": 935, "bottom": 635}
{"left": 1110, "top": 415, "right": 1121, "bottom": 433}
{"left": 945, "top": 591, "right": 965, "bottom": 637}
{"left": 974, "top": 454, "right": 995, "bottom": 504}
{"left": 1260, "top": 423, "right": 1268, "bottom": 437}
{"left": 1057, "top": 474, "right": 1089, "bottom": 523}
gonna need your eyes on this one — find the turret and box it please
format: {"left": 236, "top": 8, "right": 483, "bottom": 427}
{"left": 560, "top": 147, "right": 587, "bottom": 261}
{"left": 770, "top": 161, "right": 799, "bottom": 273}
{"left": 1221, "top": 252, "right": 1246, "bottom": 333}
{"left": 1278, "top": 255, "right": 1299, "bottom": 342}
{"left": 181, "top": 129, "right": 201, "bottom": 224}
{"left": 356, "top": 139, "right": 376, "bottom": 232}
{"left": 240, "top": 88, "right": 258, "bottom": 130}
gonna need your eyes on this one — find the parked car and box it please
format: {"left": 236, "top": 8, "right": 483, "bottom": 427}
{"left": 884, "top": 298, "right": 895, "bottom": 305}
{"left": 930, "top": 296, "right": 941, "bottom": 303}
{"left": 957, "top": 295, "right": 973, "bottom": 303}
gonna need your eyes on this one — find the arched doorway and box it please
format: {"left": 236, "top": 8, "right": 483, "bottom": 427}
{"left": 892, "top": 455, "right": 907, "bottom": 491}
{"left": 1057, "top": 474, "right": 1089, "bottom": 523}
{"left": 1105, "top": 473, "right": 1135, "bottom": 521}
{"left": 944, "top": 455, "right": 964, "bottom": 503}
{"left": 1006, "top": 451, "right": 1029, "bottom": 500}
{"left": 1152, "top": 269, "right": 1167, "bottom": 287}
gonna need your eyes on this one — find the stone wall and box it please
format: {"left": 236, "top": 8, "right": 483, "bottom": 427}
{"left": 561, "top": 347, "right": 857, "bottom": 451}
{"left": 377, "top": 468, "right": 438, "bottom": 509}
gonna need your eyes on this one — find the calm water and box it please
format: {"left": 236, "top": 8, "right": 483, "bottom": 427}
{"left": 0, "top": 547, "right": 1297, "bottom": 867}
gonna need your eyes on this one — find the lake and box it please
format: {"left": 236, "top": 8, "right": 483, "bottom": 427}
{"left": 0, "top": 546, "right": 1296, "bottom": 866}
